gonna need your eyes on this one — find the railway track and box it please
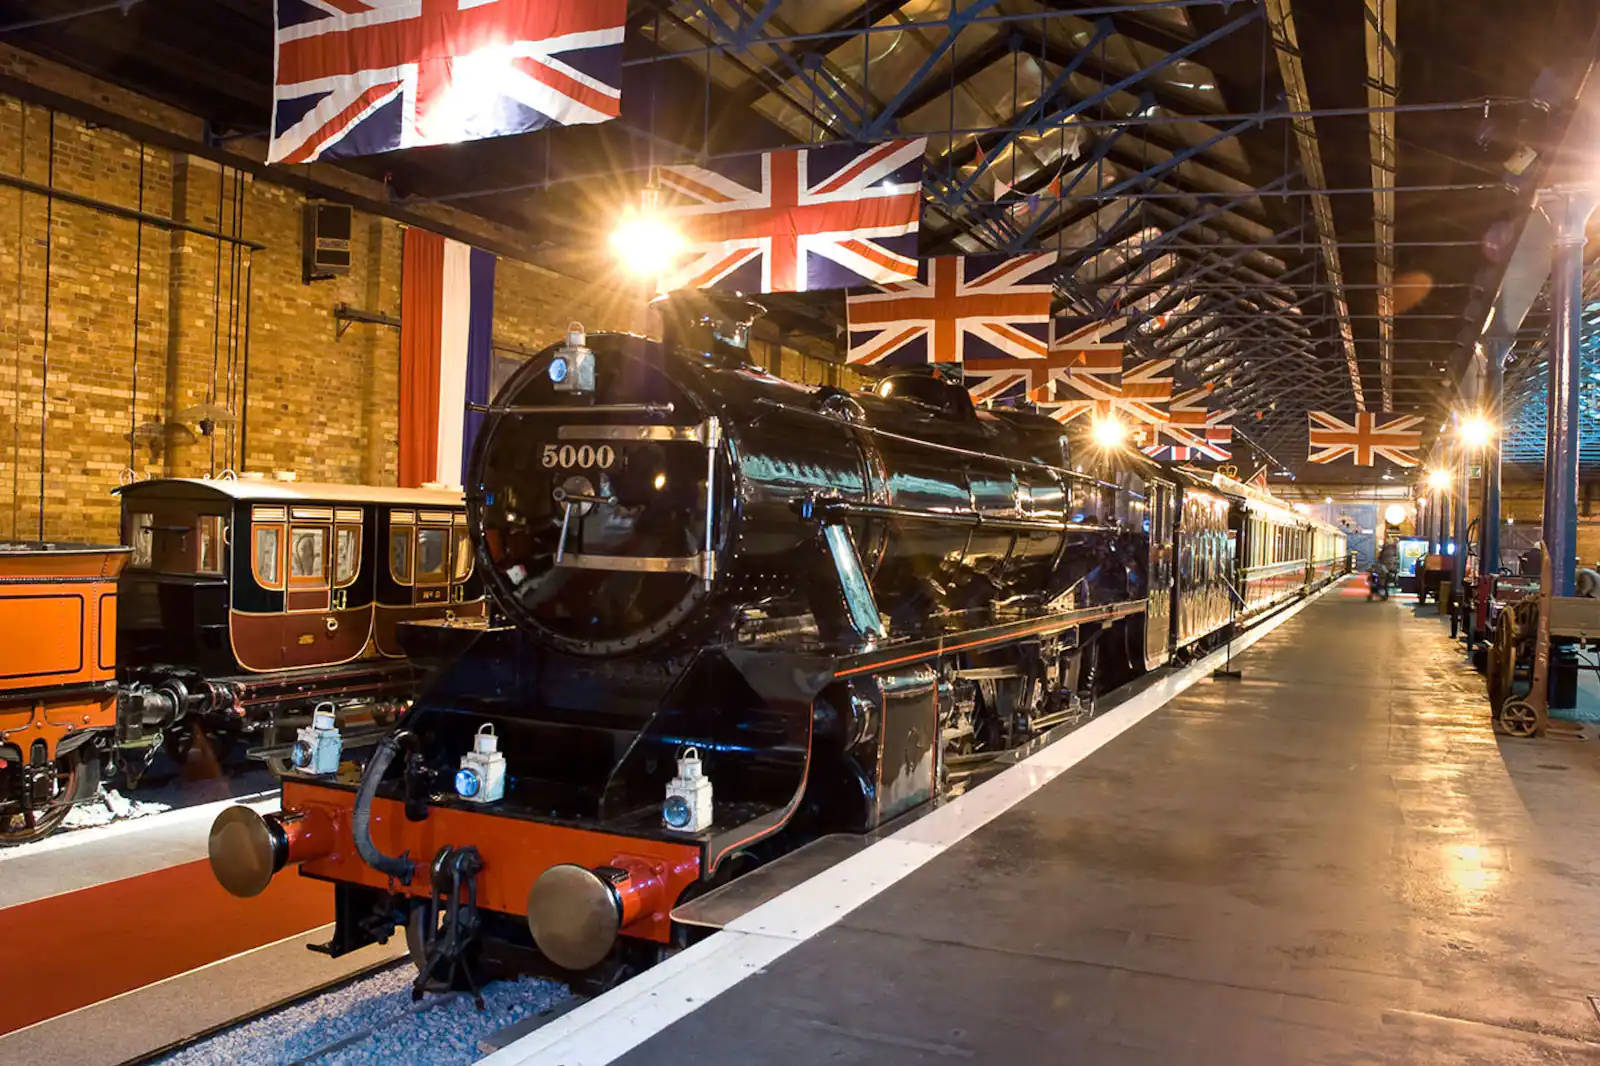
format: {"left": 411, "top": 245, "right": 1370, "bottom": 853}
{"left": 128, "top": 957, "right": 575, "bottom": 1066}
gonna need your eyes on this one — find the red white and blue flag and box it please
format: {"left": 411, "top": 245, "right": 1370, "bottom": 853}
{"left": 399, "top": 228, "right": 496, "bottom": 487}
{"left": 1307, "top": 411, "right": 1422, "bottom": 467}
{"left": 1142, "top": 387, "right": 1234, "bottom": 461}
{"left": 845, "top": 253, "right": 1054, "bottom": 369}
{"left": 654, "top": 139, "right": 927, "bottom": 294}
{"left": 269, "top": 0, "right": 626, "bottom": 165}
{"left": 1033, "top": 317, "right": 1125, "bottom": 421}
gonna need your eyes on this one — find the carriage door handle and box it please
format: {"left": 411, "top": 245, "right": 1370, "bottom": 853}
{"left": 325, "top": 616, "right": 339, "bottom": 634}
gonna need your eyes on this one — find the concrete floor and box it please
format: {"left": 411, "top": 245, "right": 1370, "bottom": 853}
{"left": 615, "top": 584, "right": 1600, "bottom": 1065}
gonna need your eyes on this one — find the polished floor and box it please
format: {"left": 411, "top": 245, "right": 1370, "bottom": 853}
{"left": 615, "top": 584, "right": 1600, "bottom": 1065}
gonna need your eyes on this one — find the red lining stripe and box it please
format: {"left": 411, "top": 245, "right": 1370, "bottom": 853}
{"left": 811, "top": 139, "right": 909, "bottom": 196}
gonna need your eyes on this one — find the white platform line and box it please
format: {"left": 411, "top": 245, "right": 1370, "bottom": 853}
{"left": 480, "top": 580, "right": 1341, "bottom": 1066}
{"left": 0, "top": 790, "right": 279, "bottom": 865}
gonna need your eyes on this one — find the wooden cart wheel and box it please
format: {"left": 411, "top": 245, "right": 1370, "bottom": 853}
{"left": 0, "top": 749, "right": 87, "bottom": 846}
{"left": 1487, "top": 613, "right": 1516, "bottom": 716}
{"left": 1497, "top": 698, "right": 1540, "bottom": 738}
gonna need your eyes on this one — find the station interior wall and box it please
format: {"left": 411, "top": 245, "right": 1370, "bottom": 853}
{"left": 0, "top": 43, "right": 864, "bottom": 546}
{"left": 1287, "top": 478, "right": 1600, "bottom": 570}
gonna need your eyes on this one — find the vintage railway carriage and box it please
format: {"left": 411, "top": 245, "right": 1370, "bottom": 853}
{"left": 0, "top": 542, "right": 129, "bottom": 843}
{"left": 114, "top": 478, "right": 484, "bottom": 771}
{"left": 1309, "top": 524, "right": 1349, "bottom": 585}
{"left": 1170, "top": 474, "right": 1235, "bottom": 650}
{"left": 1234, "top": 485, "right": 1317, "bottom": 619}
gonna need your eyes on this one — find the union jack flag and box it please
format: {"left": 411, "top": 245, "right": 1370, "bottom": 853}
{"left": 1307, "top": 411, "right": 1422, "bottom": 467}
{"left": 269, "top": 0, "right": 625, "bottom": 166}
{"left": 846, "top": 254, "right": 1054, "bottom": 368}
{"left": 655, "top": 139, "right": 926, "bottom": 294}
{"left": 1115, "top": 359, "right": 1175, "bottom": 425}
{"left": 1017, "top": 317, "right": 1122, "bottom": 418}
{"left": 1142, "top": 387, "right": 1234, "bottom": 461}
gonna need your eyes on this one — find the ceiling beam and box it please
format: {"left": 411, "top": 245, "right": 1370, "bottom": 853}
{"left": 1261, "top": 0, "right": 1365, "bottom": 410}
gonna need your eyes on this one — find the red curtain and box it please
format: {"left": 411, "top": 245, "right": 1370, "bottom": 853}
{"left": 398, "top": 228, "right": 445, "bottom": 487}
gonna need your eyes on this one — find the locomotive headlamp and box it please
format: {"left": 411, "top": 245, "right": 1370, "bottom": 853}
{"left": 550, "top": 322, "right": 594, "bottom": 395}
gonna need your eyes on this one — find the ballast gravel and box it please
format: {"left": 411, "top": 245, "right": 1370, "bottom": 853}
{"left": 157, "top": 964, "right": 569, "bottom": 1066}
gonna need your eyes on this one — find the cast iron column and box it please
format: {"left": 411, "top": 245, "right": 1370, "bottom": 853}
{"left": 1538, "top": 189, "right": 1598, "bottom": 596}
{"left": 1454, "top": 435, "right": 1470, "bottom": 589}
{"left": 1480, "top": 338, "right": 1508, "bottom": 576}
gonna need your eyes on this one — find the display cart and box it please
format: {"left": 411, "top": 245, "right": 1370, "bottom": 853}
{"left": 1486, "top": 543, "right": 1600, "bottom": 736}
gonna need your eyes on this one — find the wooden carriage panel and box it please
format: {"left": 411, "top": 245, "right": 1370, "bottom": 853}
{"left": 0, "top": 594, "right": 87, "bottom": 686}
{"left": 97, "top": 592, "right": 118, "bottom": 671}
{"left": 231, "top": 611, "right": 288, "bottom": 672}
{"left": 280, "top": 606, "right": 373, "bottom": 670}
{"left": 374, "top": 599, "right": 486, "bottom": 658}
{"left": 231, "top": 606, "right": 375, "bottom": 672}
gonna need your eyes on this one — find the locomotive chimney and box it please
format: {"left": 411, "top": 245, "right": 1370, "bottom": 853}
{"left": 652, "top": 291, "right": 765, "bottom": 364}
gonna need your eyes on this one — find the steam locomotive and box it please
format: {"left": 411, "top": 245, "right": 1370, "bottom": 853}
{"left": 207, "top": 298, "right": 1346, "bottom": 995}
{"left": 0, "top": 480, "right": 483, "bottom": 844}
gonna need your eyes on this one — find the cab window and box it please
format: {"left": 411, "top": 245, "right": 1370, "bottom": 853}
{"left": 129, "top": 512, "right": 154, "bottom": 567}
{"left": 389, "top": 527, "right": 413, "bottom": 584}
{"left": 290, "top": 527, "right": 327, "bottom": 583}
{"left": 452, "top": 529, "right": 473, "bottom": 582}
{"left": 335, "top": 526, "right": 361, "bottom": 586}
{"left": 254, "top": 525, "right": 283, "bottom": 588}
{"left": 197, "top": 515, "right": 223, "bottom": 574}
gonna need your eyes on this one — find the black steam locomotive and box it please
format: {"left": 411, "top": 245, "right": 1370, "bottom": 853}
{"left": 208, "top": 297, "right": 1344, "bottom": 994}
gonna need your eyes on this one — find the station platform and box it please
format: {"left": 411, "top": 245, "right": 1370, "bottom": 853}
{"left": 0, "top": 790, "right": 341, "bottom": 1047}
{"left": 496, "top": 579, "right": 1600, "bottom": 1066}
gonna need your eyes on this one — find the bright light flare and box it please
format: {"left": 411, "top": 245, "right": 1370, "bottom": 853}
{"left": 609, "top": 208, "right": 685, "bottom": 279}
{"left": 1090, "top": 415, "right": 1128, "bottom": 449}
{"left": 1426, "top": 468, "right": 1451, "bottom": 492}
{"left": 1458, "top": 413, "right": 1495, "bottom": 448}
{"left": 1383, "top": 503, "right": 1408, "bottom": 526}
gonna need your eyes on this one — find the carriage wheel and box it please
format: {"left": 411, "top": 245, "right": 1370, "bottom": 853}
{"left": 1497, "top": 698, "right": 1540, "bottom": 738}
{"left": 0, "top": 749, "right": 89, "bottom": 846}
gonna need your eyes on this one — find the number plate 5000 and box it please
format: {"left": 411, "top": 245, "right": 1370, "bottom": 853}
{"left": 541, "top": 443, "right": 616, "bottom": 470}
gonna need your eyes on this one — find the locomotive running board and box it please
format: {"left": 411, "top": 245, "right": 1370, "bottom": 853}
{"left": 672, "top": 834, "right": 870, "bottom": 930}
{"left": 831, "top": 600, "right": 1145, "bottom": 679}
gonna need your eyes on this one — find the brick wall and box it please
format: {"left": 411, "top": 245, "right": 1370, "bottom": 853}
{"left": 0, "top": 46, "right": 852, "bottom": 544}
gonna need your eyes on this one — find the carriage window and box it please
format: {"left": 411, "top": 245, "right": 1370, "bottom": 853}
{"left": 452, "top": 529, "right": 473, "bottom": 582}
{"left": 129, "top": 512, "right": 154, "bottom": 567}
{"left": 254, "top": 526, "right": 282, "bottom": 588}
{"left": 197, "top": 515, "right": 223, "bottom": 574}
{"left": 290, "top": 527, "right": 327, "bottom": 582}
{"left": 390, "top": 527, "right": 413, "bottom": 585}
{"left": 416, "top": 528, "right": 448, "bottom": 582}
{"left": 335, "top": 526, "right": 360, "bottom": 586}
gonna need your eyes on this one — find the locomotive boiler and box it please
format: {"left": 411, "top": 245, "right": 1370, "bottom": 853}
{"left": 209, "top": 296, "right": 1334, "bottom": 994}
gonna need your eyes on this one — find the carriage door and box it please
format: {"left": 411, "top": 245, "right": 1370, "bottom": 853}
{"left": 448, "top": 513, "right": 473, "bottom": 604}
{"left": 1144, "top": 479, "right": 1176, "bottom": 669}
{"left": 412, "top": 510, "right": 454, "bottom": 604}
